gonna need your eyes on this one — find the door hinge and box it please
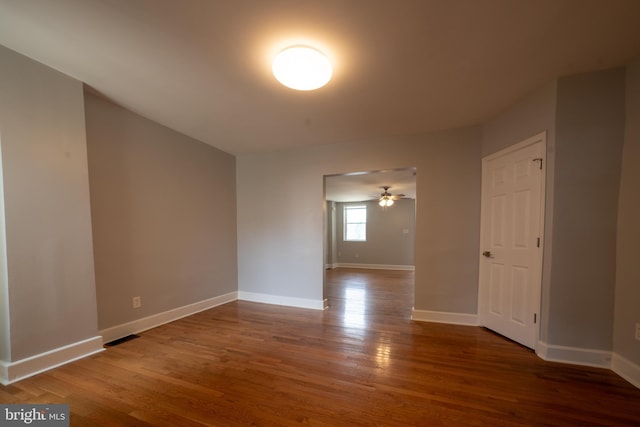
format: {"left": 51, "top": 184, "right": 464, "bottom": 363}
{"left": 534, "top": 313, "right": 537, "bottom": 324}
{"left": 537, "top": 237, "right": 540, "bottom": 248}
{"left": 533, "top": 158, "right": 543, "bottom": 170}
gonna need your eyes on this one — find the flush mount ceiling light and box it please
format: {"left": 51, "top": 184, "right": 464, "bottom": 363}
{"left": 272, "top": 45, "right": 332, "bottom": 91}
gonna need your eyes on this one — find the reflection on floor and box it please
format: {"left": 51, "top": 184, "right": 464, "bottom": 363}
{"left": 326, "top": 267, "right": 414, "bottom": 331}
{"left": 343, "top": 287, "right": 366, "bottom": 329}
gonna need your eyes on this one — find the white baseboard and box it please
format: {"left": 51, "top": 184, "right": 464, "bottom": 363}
{"left": 238, "top": 291, "right": 325, "bottom": 310}
{"left": 100, "top": 291, "right": 238, "bottom": 344}
{"left": 536, "top": 341, "right": 612, "bottom": 368}
{"left": 0, "top": 336, "right": 104, "bottom": 385}
{"left": 337, "top": 263, "right": 415, "bottom": 271}
{"left": 325, "top": 263, "right": 339, "bottom": 270}
{"left": 411, "top": 309, "right": 478, "bottom": 326}
{"left": 612, "top": 352, "right": 640, "bottom": 389}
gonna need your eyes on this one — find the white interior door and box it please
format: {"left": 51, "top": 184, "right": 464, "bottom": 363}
{"left": 478, "top": 132, "right": 546, "bottom": 349}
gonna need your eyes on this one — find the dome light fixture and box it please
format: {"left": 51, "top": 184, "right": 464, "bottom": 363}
{"left": 272, "top": 45, "right": 333, "bottom": 91}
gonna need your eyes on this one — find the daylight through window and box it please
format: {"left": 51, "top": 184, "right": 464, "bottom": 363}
{"left": 344, "top": 205, "right": 366, "bottom": 241}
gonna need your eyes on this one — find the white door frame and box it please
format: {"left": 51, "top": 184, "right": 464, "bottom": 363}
{"left": 477, "top": 131, "right": 547, "bottom": 349}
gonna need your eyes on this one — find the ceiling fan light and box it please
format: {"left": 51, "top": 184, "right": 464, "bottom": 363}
{"left": 272, "top": 46, "right": 332, "bottom": 91}
{"left": 379, "top": 197, "right": 394, "bottom": 207}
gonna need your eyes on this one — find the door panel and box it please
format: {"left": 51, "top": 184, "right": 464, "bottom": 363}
{"left": 511, "top": 266, "right": 528, "bottom": 325}
{"left": 489, "top": 264, "right": 504, "bottom": 315}
{"left": 479, "top": 132, "right": 545, "bottom": 349}
{"left": 490, "top": 195, "right": 506, "bottom": 247}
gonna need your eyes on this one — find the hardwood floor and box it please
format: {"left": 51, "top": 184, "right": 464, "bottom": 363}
{"left": 1, "top": 268, "right": 639, "bottom": 426}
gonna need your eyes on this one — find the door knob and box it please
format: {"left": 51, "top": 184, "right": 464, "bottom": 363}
{"left": 482, "top": 251, "right": 492, "bottom": 258}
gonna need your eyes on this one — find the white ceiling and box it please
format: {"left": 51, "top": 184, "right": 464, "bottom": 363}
{"left": 1, "top": 1, "right": 640, "bottom": 156}
{"left": 325, "top": 169, "right": 416, "bottom": 203}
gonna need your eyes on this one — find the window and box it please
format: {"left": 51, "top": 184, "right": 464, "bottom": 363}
{"left": 344, "top": 205, "right": 366, "bottom": 241}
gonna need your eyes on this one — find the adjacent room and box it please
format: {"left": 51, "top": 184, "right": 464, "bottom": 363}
{"left": 1, "top": 0, "right": 639, "bottom": 425}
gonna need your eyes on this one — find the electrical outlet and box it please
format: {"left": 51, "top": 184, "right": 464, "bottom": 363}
{"left": 132, "top": 296, "right": 141, "bottom": 309}
{"left": 635, "top": 323, "right": 640, "bottom": 341}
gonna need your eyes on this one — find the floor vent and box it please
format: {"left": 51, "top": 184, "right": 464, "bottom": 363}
{"left": 104, "top": 334, "right": 140, "bottom": 347}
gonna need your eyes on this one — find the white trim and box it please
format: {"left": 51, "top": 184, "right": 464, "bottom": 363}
{"left": 337, "top": 263, "right": 415, "bottom": 271}
{"left": 0, "top": 362, "right": 8, "bottom": 384}
{"left": 238, "top": 291, "right": 325, "bottom": 310}
{"left": 0, "top": 336, "right": 104, "bottom": 385}
{"left": 0, "top": 136, "right": 11, "bottom": 365}
{"left": 536, "top": 341, "right": 612, "bottom": 368}
{"left": 325, "top": 263, "right": 339, "bottom": 270}
{"left": 411, "top": 309, "right": 478, "bottom": 326}
{"left": 343, "top": 204, "right": 367, "bottom": 242}
{"left": 100, "top": 291, "right": 237, "bottom": 344}
{"left": 612, "top": 352, "right": 640, "bottom": 389}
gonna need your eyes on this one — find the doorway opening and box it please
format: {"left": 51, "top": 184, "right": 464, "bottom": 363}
{"left": 323, "top": 168, "right": 416, "bottom": 317}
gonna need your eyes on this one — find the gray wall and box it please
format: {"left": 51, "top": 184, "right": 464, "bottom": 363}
{"left": 0, "top": 45, "right": 99, "bottom": 361}
{"left": 237, "top": 126, "right": 481, "bottom": 313}
{"left": 482, "top": 81, "right": 558, "bottom": 158}
{"left": 85, "top": 93, "right": 237, "bottom": 331}
{"left": 0, "top": 132, "right": 8, "bottom": 361}
{"left": 335, "top": 199, "right": 415, "bottom": 266}
{"left": 549, "top": 68, "right": 625, "bottom": 350}
{"left": 325, "top": 200, "right": 338, "bottom": 267}
{"left": 614, "top": 58, "right": 640, "bottom": 364}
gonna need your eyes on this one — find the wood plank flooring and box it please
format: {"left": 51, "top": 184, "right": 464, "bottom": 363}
{"left": 1, "top": 268, "right": 639, "bottom": 426}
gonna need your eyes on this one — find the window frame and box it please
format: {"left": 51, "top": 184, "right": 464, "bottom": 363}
{"left": 343, "top": 204, "right": 367, "bottom": 242}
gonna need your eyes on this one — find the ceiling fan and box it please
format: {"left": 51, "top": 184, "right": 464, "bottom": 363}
{"left": 372, "top": 186, "right": 405, "bottom": 207}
